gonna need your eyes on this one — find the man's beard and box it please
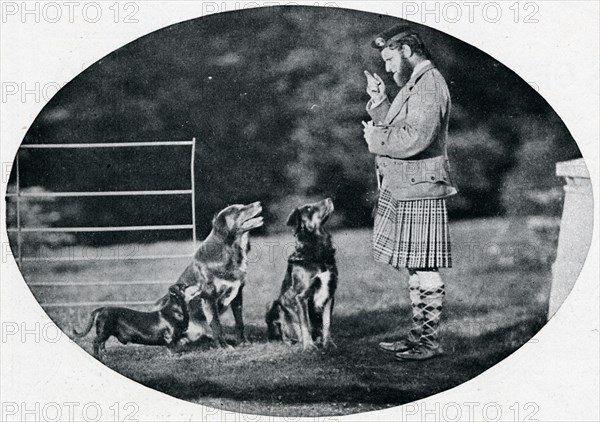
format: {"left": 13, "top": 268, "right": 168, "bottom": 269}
{"left": 393, "top": 56, "right": 414, "bottom": 87}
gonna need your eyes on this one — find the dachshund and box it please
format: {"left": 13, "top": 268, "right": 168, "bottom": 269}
{"left": 73, "top": 283, "right": 199, "bottom": 359}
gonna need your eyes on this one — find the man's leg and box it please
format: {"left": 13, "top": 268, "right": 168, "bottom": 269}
{"left": 395, "top": 270, "right": 446, "bottom": 360}
{"left": 407, "top": 270, "right": 425, "bottom": 344}
{"left": 379, "top": 270, "right": 423, "bottom": 353}
{"left": 416, "top": 270, "right": 445, "bottom": 349}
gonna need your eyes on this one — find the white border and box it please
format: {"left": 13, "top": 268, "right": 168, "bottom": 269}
{"left": 1, "top": 1, "right": 598, "bottom": 421}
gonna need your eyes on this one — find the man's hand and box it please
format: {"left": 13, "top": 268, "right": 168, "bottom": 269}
{"left": 362, "top": 120, "right": 376, "bottom": 145}
{"left": 364, "top": 70, "right": 386, "bottom": 103}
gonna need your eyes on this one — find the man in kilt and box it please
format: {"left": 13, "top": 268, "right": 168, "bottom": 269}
{"left": 363, "top": 25, "right": 458, "bottom": 361}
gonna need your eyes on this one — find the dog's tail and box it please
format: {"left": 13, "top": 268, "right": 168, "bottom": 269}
{"left": 73, "top": 308, "right": 103, "bottom": 338}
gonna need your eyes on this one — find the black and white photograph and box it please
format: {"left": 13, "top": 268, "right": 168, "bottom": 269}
{"left": 1, "top": 1, "right": 598, "bottom": 420}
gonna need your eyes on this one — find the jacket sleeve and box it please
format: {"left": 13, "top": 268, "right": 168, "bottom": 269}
{"left": 366, "top": 97, "right": 391, "bottom": 124}
{"left": 367, "top": 85, "right": 444, "bottom": 159}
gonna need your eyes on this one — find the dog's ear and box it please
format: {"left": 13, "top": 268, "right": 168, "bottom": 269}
{"left": 212, "top": 211, "right": 223, "bottom": 228}
{"left": 212, "top": 210, "right": 232, "bottom": 237}
{"left": 168, "top": 285, "right": 179, "bottom": 296}
{"left": 286, "top": 208, "right": 299, "bottom": 228}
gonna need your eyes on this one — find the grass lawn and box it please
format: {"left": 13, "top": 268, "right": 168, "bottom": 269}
{"left": 22, "top": 217, "right": 552, "bottom": 417}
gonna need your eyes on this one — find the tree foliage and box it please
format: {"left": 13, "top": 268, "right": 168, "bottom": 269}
{"left": 12, "top": 7, "right": 581, "bottom": 243}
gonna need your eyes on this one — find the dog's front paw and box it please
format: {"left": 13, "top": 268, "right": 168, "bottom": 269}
{"left": 238, "top": 338, "right": 252, "bottom": 347}
{"left": 214, "top": 339, "right": 233, "bottom": 350}
{"left": 322, "top": 339, "right": 338, "bottom": 350}
{"left": 302, "top": 342, "right": 319, "bottom": 352}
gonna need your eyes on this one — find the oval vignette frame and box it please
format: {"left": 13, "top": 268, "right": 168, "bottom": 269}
{"left": 4, "top": 5, "right": 595, "bottom": 418}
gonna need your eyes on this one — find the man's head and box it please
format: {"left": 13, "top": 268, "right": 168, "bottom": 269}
{"left": 372, "top": 25, "right": 431, "bottom": 86}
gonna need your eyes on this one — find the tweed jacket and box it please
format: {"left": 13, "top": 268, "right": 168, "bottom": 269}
{"left": 365, "top": 62, "right": 458, "bottom": 200}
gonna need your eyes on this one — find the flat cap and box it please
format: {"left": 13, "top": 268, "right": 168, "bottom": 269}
{"left": 371, "top": 24, "right": 416, "bottom": 49}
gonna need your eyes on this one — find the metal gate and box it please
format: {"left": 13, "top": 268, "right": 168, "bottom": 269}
{"left": 5, "top": 139, "right": 197, "bottom": 308}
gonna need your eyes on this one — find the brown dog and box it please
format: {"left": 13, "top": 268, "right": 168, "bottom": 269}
{"left": 73, "top": 284, "right": 199, "bottom": 360}
{"left": 159, "top": 202, "right": 263, "bottom": 349}
{"left": 266, "top": 198, "right": 338, "bottom": 350}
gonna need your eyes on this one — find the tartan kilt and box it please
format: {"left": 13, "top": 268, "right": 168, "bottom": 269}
{"left": 372, "top": 187, "right": 452, "bottom": 269}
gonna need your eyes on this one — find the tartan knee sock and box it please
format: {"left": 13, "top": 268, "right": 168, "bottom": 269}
{"left": 408, "top": 272, "right": 423, "bottom": 343}
{"left": 419, "top": 284, "right": 445, "bottom": 348}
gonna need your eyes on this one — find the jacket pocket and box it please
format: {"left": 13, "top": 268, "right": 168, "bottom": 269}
{"left": 405, "top": 158, "right": 451, "bottom": 185}
{"left": 408, "top": 172, "right": 450, "bottom": 185}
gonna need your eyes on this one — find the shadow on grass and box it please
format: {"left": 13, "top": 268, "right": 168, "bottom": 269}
{"left": 103, "top": 303, "right": 548, "bottom": 414}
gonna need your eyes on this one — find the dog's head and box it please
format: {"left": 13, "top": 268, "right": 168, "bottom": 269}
{"left": 168, "top": 284, "right": 185, "bottom": 300}
{"left": 167, "top": 284, "right": 202, "bottom": 304}
{"left": 286, "top": 198, "right": 334, "bottom": 237}
{"left": 163, "top": 284, "right": 202, "bottom": 323}
{"left": 213, "top": 202, "right": 264, "bottom": 240}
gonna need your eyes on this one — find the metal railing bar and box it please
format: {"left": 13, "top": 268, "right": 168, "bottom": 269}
{"left": 20, "top": 141, "right": 194, "bottom": 149}
{"left": 7, "top": 225, "right": 194, "bottom": 233}
{"left": 191, "top": 137, "right": 197, "bottom": 251}
{"left": 42, "top": 301, "right": 156, "bottom": 308}
{"left": 19, "top": 254, "right": 192, "bottom": 262}
{"left": 29, "top": 280, "right": 173, "bottom": 286}
{"left": 6, "top": 190, "right": 192, "bottom": 198}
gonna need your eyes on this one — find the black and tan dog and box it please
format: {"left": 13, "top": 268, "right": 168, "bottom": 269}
{"left": 158, "top": 202, "right": 263, "bottom": 349}
{"left": 73, "top": 283, "right": 199, "bottom": 360}
{"left": 266, "top": 198, "right": 338, "bottom": 351}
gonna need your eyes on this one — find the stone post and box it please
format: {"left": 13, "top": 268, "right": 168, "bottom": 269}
{"left": 548, "top": 159, "right": 594, "bottom": 319}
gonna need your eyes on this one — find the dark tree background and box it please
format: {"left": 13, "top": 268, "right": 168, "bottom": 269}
{"left": 8, "top": 7, "right": 581, "bottom": 245}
